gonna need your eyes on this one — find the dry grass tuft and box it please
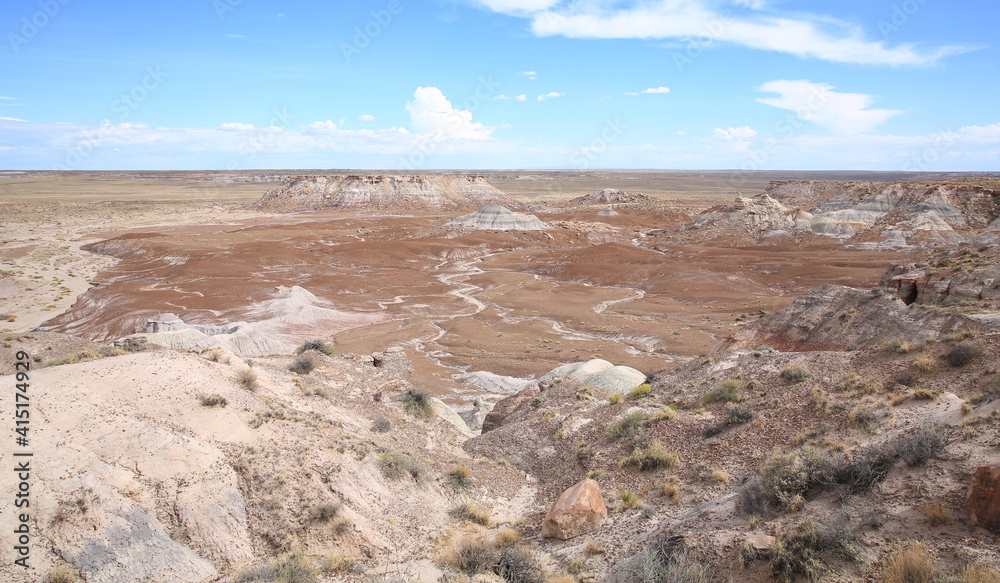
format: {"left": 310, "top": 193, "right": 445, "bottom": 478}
{"left": 607, "top": 392, "right": 624, "bottom": 404}
{"left": 630, "top": 383, "right": 652, "bottom": 399}
{"left": 584, "top": 540, "right": 606, "bottom": 556}
{"left": 781, "top": 363, "right": 811, "bottom": 383}
{"left": 880, "top": 542, "right": 936, "bottom": 583}
{"left": 236, "top": 368, "right": 258, "bottom": 391}
{"left": 703, "top": 379, "right": 745, "bottom": 404}
{"left": 879, "top": 337, "right": 917, "bottom": 355}
{"left": 919, "top": 501, "right": 951, "bottom": 525}
{"left": 199, "top": 393, "right": 228, "bottom": 408}
{"left": 619, "top": 442, "right": 680, "bottom": 471}
{"left": 493, "top": 528, "right": 522, "bottom": 549}
{"left": 913, "top": 355, "right": 937, "bottom": 374}
{"left": 450, "top": 502, "right": 492, "bottom": 526}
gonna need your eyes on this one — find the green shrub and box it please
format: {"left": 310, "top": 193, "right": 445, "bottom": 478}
{"left": 724, "top": 402, "right": 757, "bottom": 425}
{"left": 297, "top": 340, "right": 335, "bottom": 356}
{"left": 447, "top": 465, "right": 471, "bottom": 487}
{"left": 403, "top": 388, "right": 434, "bottom": 418}
{"left": 607, "top": 392, "right": 624, "bottom": 404}
{"left": 702, "top": 379, "right": 745, "bottom": 404}
{"left": 378, "top": 451, "right": 426, "bottom": 482}
{"left": 606, "top": 410, "right": 648, "bottom": 440}
{"left": 630, "top": 384, "right": 652, "bottom": 399}
{"left": 619, "top": 491, "right": 640, "bottom": 507}
{"left": 780, "top": 363, "right": 811, "bottom": 383}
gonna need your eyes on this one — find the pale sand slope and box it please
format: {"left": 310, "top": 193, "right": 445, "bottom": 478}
{"left": 0, "top": 348, "right": 531, "bottom": 583}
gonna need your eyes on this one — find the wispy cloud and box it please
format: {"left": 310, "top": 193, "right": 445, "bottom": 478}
{"left": 711, "top": 126, "right": 757, "bottom": 140}
{"left": 492, "top": 94, "right": 527, "bottom": 102}
{"left": 519, "top": 70, "right": 537, "bottom": 80}
{"left": 756, "top": 80, "right": 902, "bottom": 134}
{"left": 357, "top": 114, "right": 375, "bottom": 122}
{"left": 642, "top": 87, "right": 671, "bottom": 94}
{"left": 477, "top": 0, "right": 970, "bottom": 66}
{"left": 537, "top": 91, "right": 563, "bottom": 102}
{"left": 0, "top": 96, "right": 18, "bottom": 101}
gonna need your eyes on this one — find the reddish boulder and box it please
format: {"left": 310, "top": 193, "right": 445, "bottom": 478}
{"left": 541, "top": 479, "right": 607, "bottom": 540}
{"left": 968, "top": 466, "right": 1000, "bottom": 532}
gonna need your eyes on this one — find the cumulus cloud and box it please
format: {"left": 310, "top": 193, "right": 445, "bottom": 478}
{"left": 712, "top": 126, "right": 757, "bottom": 140}
{"left": 476, "top": 0, "right": 968, "bottom": 66}
{"left": 519, "top": 71, "right": 538, "bottom": 79}
{"left": 492, "top": 94, "right": 527, "bottom": 102}
{"left": 405, "top": 86, "right": 493, "bottom": 139}
{"left": 537, "top": 91, "right": 564, "bottom": 102}
{"left": 357, "top": 114, "right": 375, "bottom": 122}
{"left": 756, "top": 80, "right": 902, "bottom": 134}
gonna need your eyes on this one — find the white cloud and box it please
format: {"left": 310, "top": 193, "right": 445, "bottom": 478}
{"left": 623, "top": 92, "right": 639, "bottom": 96}
{"left": 219, "top": 122, "right": 254, "bottom": 131}
{"left": 0, "top": 116, "right": 28, "bottom": 122}
{"left": 0, "top": 96, "right": 17, "bottom": 101}
{"left": 712, "top": 126, "right": 757, "bottom": 140}
{"left": 519, "top": 71, "right": 538, "bottom": 80}
{"left": 537, "top": 92, "right": 564, "bottom": 102}
{"left": 405, "top": 86, "right": 493, "bottom": 139}
{"left": 756, "top": 80, "right": 902, "bottom": 134}
{"left": 492, "top": 94, "right": 527, "bottom": 102}
{"left": 480, "top": 1, "right": 560, "bottom": 15}
{"left": 642, "top": 87, "right": 671, "bottom": 94}
{"left": 357, "top": 114, "right": 375, "bottom": 122}
{"left": 481, "top": 0, "right": 969, "bottom": 66}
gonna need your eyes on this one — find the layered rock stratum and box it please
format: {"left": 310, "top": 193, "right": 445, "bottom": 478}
{"left": 689, "top": 180, "right": 999, "bottom": 246}
{"left": 252, "top": 174, "right": 514, "bottom": 212}
{"left": 447, "top": 205, "right": 549, "bottom": 231}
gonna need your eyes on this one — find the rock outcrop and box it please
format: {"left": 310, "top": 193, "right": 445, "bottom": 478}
{"left": 967, "top": 466, "right": 1000, "bottom": 532}
{"left": 447, "top": 205, "right": 548, "bottom": 231}
{"left": 881, "top": 246, "right": 1000, "bottom": 307}
{"left": 687, "top": 181, "right": 999, "bottom": 246}
{"left": 253, "top": 174, "right": 513, "bottom": 212}
{"left": 541, "top": 358, "right": 646, "bottom": 393}
{"left": 541, "top": 479, "right": 607, "bottom": 540}
{"left": 570, "top": 188, "right": 651, "bottom": 205}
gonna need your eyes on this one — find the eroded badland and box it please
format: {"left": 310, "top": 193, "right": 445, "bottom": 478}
{"left": 1, "top": 170, "right": 999, "bottom": 583}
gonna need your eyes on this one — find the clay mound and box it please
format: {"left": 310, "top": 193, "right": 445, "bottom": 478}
{"left": 123, "top": 286, "right": 383, "bottom": 356}
{"left": 252, "top": 174, "right": 514, "bottom": 212}
{"left": 540, "top": 358, "right": 646, "bottom": 394}
{"left": 570, "top": 188, "right": 651, "bottom": 205}
{"left": 447, "top": 205, "right": 548, "bottom": 231}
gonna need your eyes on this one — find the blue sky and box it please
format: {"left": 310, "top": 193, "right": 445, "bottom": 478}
{"left": 1, "top": 0, "right": 997, "bottom": 170}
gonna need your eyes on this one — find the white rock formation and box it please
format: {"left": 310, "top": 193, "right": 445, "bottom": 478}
{"left": 447, "top": 205, "right": 548, "bottom": 231}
